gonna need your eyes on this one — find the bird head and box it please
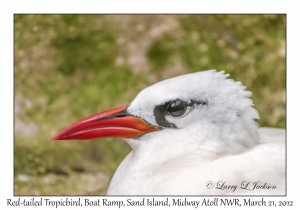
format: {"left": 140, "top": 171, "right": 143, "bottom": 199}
{"left": 52, "top": 70, "right": 259, "bottom": 158}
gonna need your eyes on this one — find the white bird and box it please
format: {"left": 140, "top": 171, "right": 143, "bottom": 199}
{"left": 52, "top": 70, "right": 285, "bottom": 195}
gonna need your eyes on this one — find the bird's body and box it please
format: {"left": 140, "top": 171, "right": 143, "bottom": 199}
{"left": 53, "top": 70, "right": 285, "bottom": 195}
{"left": 109, "top": 127, "right": 285, "bottom": 195}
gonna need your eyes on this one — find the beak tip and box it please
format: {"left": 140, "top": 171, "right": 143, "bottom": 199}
{"left": 51, "top": 133, "right": 63, "bottom": 141}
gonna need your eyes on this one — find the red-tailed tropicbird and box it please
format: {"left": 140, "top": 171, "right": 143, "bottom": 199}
{"left": 52, "top": 70, "right": 285, "bottom": 195}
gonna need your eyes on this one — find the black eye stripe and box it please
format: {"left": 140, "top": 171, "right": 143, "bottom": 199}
{"left": 153, "top": 99, "right": 208, "bottom": 128}
{"left": 187, "top": 99, "right": 208, "bottom": 107}
{"left": 154, "top": 103, "right": 177, "bottom": 129}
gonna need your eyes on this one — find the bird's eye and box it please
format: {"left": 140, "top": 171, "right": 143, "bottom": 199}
{"left": 166, "top": 99, "right": 187, "bottom": 117}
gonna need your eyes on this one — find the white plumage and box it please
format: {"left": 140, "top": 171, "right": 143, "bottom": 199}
{"left": 107, "top": 70, "right": 285, "bottom": 195}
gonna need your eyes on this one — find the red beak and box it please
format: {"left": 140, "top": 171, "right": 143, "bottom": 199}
{"left": 51, "top": 105, "right": 159, "bottom": 141}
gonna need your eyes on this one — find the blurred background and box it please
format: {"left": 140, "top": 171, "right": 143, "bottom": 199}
{"left": 14, "top": 14, "right": 286, "bottom": 195}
